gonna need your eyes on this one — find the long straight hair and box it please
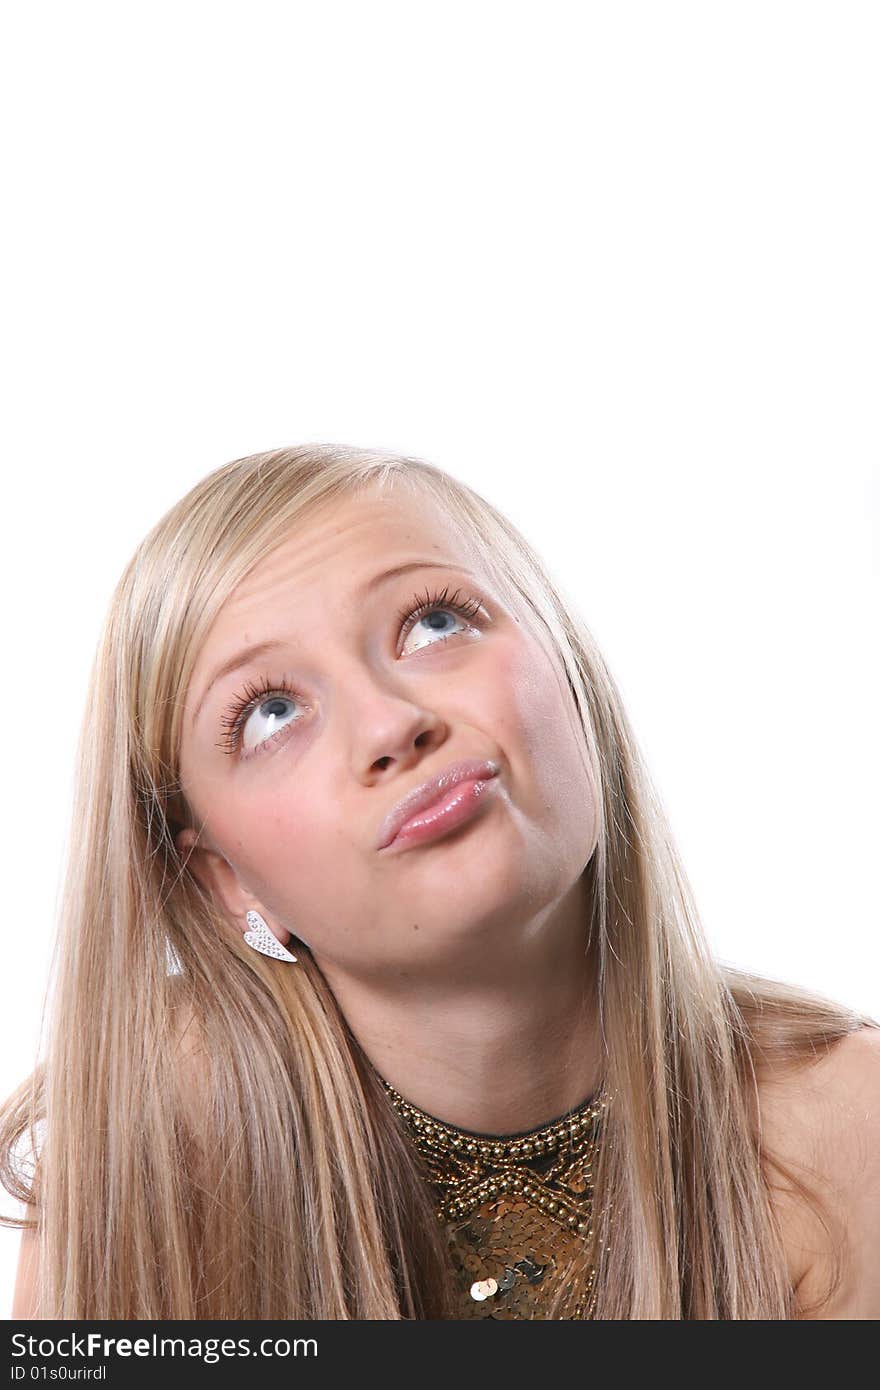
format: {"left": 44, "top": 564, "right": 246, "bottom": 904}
{"left": 1, "top": 444, "right": 875, "bottom": 1318}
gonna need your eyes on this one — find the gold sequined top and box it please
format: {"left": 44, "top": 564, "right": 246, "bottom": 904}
{"left": 380, "top": 1077, "right": 612, "bottom": 1319}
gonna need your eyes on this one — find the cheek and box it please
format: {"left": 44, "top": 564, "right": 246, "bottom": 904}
{"left": 498, "top": 638, "right": 598, "bottom": 842}
{"left": 208, "top": 789, "right": 344, "bottom": 907}
{"left": 265, "top": 794, "right": 337, "bottom": 864}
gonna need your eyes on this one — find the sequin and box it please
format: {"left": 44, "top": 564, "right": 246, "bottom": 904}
{"left": 381, "top": 1079, "right": 612, "bottom": 1319}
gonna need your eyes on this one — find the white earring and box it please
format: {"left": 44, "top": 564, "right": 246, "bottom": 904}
{"left": 244, "top": 909, "right": 298, "bottom": 963}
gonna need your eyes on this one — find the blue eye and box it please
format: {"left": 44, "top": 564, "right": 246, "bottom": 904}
{"left": 216, "top": 585, "right": 486, "bottom": 759}
{"left": 396, "top": 585, "right": 484, "bottom": 654}
{"left": 216, "top": 675, "right": 305, "bottom": 761}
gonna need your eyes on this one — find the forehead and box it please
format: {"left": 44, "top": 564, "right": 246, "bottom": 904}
{"left": 189, "top": 487, "right": 483, "bottom": 702}
{"left": 225, "top": 486, "right": 472, "bottom": 617}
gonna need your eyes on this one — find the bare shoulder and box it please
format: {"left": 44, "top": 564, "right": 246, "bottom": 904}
{"left": 756, "top": 1025, "right": 880, "bottom": 1318}
{"left": 11, "top": 1204, "right": 40, "bottom": 1319}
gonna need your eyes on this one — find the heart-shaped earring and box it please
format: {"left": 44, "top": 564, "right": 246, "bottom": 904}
{"left": 244, "top": 909, "right": 298, "bottom": 963}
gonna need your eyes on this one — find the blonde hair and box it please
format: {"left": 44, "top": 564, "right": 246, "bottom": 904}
{"left": 1, "top": 444, "right": 875, "bottom": 1318}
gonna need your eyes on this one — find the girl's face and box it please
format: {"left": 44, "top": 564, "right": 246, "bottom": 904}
{"left": 176, "top": 485, "right": 599, "bottom": 982}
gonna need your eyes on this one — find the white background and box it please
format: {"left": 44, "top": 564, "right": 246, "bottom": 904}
{"left": 1, "top": 1, "right": 877, "bottom": 1316}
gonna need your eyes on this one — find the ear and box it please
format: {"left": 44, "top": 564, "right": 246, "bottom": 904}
{"left": 175, "top": 827, "right": 295, "bottom": 950}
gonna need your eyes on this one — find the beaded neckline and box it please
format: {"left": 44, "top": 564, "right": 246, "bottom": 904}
{"left": 378, "top": 1075, "right": 609, "bottom": 1168}
{"left": 379, "top": 1074, "right": 612, "bottom": 1316}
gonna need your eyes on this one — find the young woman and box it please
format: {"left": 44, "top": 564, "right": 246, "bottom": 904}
{"left": 3, "top": 444, "right": 878, "bottom": 1319}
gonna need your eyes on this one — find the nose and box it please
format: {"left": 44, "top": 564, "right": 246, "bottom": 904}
{"left": 362, "top": 701, "right": 449, "bottom": 777}
{"left": 345, "top": 666, "right": 450, "bottom": 778}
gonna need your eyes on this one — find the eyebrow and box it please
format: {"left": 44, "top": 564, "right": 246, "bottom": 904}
{"left": 191, "top": 558, "right": 470, "bottom": 728}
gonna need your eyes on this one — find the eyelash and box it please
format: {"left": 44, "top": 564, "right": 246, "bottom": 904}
{"left": 215, "top": 585, "right": 486, "bottom": 759}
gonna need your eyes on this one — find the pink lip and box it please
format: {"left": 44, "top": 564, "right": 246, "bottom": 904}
{"left": 376, "top": 758, "right": 500, "bottom": 851}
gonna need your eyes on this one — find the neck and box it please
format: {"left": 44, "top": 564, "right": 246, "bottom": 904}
{"left": 314, "top": 876, "right": 605, "bottom": 1136}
